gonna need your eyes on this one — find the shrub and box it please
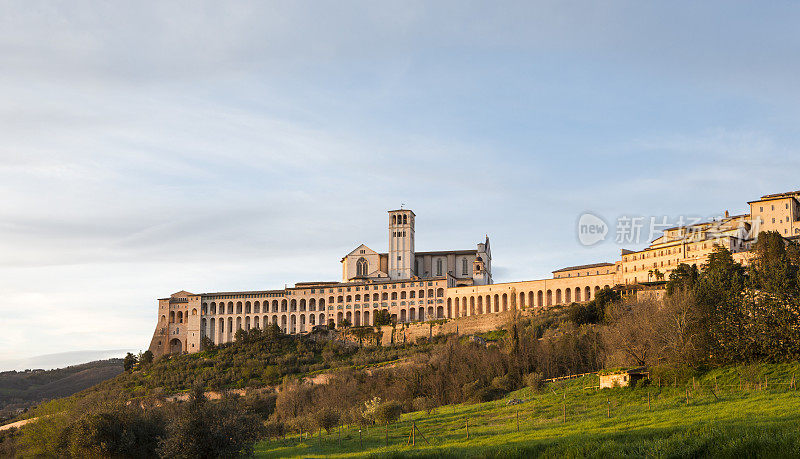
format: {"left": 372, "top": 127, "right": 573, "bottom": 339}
{"left": 314, "top": 408, "right": 340, "bottom": 434}
{"left": 412, "top": 396, "right": 436, "bottom": 415}
{"left": 523, "top": 372, "right": 544, "bottom": 392}
{"left": 372, "top": 401, "right": 403, "bottom": 425}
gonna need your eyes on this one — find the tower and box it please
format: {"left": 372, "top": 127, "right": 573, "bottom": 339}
{"left": 388, "top": 208, "right": 415, "bottom": 279}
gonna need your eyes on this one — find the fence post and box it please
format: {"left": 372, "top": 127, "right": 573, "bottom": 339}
{"left": 516, "top": 410, "right": 520, "bottom": 432}
{"left": 606, "top": 397, "right": 610, "bottom": 418}
{"left": 466, "top": 418, "right": 470, "bottom": 440}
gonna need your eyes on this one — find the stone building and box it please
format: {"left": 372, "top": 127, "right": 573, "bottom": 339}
{"left": 148, "top": 191, "right": 800, "bottom": 357}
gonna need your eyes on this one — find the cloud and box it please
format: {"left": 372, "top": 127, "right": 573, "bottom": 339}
{"left": 1, "top": 1, "right": 799, "bottom": 365}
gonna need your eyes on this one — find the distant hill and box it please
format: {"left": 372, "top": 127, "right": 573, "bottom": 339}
{"left": 0, "top": 359, "right": 124, "bottom": 420}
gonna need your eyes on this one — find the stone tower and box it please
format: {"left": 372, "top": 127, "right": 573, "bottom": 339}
{"left": 388, "top": 208, "right": 415, "bottom": 279}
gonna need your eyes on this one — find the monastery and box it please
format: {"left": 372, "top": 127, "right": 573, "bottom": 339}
{"left": 149, "top": 191, "right": 799, "bottom": 356}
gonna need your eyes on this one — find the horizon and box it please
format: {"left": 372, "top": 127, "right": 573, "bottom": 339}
{"left": 2, "top": 1, "right": 800, "bottom": 370}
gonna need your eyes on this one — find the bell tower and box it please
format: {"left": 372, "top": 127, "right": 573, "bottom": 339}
{"left": 388, "top": 208, "right": 415, "bottom": 279}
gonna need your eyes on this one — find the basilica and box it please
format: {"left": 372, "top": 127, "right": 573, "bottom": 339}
{"left": 149, "top": 190, "right": 798, "bottom": 357}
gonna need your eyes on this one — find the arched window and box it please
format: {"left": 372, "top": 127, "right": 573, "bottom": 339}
{"left": 356, "top": 257, "right": 368, "bottom": 277}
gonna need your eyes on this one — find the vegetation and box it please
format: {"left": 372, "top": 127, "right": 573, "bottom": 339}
{"left": 0, "top": 359, "right": 123, "bottom": 422}
{"left": 254, "top": 362, "right": 800, "bottom": 458}
{"left": 6, "top": 230, "right": 800, "bottom": 457}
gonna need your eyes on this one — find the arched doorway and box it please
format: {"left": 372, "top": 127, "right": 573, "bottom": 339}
{"left": 170, "top": 338, "right": 182, "bottom": 354}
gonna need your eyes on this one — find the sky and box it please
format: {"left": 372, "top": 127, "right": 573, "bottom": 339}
{"left": 1, "top": 1, "right": 799, "bottom": 370}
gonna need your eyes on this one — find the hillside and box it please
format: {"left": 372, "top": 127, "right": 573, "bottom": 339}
{"left": 254, "top": 363, "right": 800, "bottom": 458}
{"left": 0, "top": 359, "right": 123, "bottom": 420}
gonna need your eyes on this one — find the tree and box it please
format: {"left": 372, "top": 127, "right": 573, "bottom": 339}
{"left": 140, "top": 350, "right": 154, "bottom": 366}
{"left": 158, "top": 387, "right": 265, "bottom": 458}
{"left": 340, "top": 318, "right": 352, "bottom": 329}
{"left": 123, "top": 353, "right": 138, "bottom": 372}
{"left": 314, "top": 408, "right": 340, "bottom": 435}
{"left": 666, "top": 263, "right": 699, "bottom": 295}
{"left": 374, "top": 309, "right": 392, "bottom": 326}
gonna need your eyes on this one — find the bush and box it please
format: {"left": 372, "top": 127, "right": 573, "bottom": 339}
{"left": 523, "top": 372, "right": 544, "bottom": 392}
{"left": 491, "top": 374, "right": 513, "bottom": 392}
{"left": 314, "top": 408, "right": 340, "bottom": 434}
{"left": 158, "top": 388, "right": 265, "bottom": 458}
{"left": 372, "top": 401, "right": 403, "bottom": 425}
{"left": 412, "top": 396, "right": 436, "bottom": 415}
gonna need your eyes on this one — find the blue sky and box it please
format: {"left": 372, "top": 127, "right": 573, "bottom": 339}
{"left": 1, "top": 1, "right": 799, "bottom": 370}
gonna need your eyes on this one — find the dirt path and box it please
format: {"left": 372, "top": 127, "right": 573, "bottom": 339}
{"left": 0, "top": 417, "right": 37, "bottom": 431}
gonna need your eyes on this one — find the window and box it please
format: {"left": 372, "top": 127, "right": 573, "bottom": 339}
{"left": 462, "top": 258, "right": 468, "bottom": 276}
{"left": 436, "top": 259, "right": 443, "bottom": 276}
{"left": 356, "top": 257, "right": 368, "bottom": 277}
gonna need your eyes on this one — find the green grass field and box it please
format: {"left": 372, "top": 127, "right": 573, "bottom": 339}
{"left": 254, "top": 363, "right": 800, "bottom": 458}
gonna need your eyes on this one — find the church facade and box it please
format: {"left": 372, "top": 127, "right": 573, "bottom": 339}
{"left": 149, "top": 190, "right": 799, "bottom": 357}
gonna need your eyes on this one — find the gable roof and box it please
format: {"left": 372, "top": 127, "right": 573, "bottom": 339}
{"left": 341, "top": 244, "right": 378, "bottom": 261}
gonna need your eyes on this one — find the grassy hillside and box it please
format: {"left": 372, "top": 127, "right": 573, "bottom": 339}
{"left": 254, "top": 363, "right": 800, "bottom": 458}
{"left": 0, "top": 359, "right": 123, "bottom": 420}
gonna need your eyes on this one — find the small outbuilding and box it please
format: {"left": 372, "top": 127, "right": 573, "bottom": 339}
{"left": 599, "top": 368, "right": 649, "bottom": 389}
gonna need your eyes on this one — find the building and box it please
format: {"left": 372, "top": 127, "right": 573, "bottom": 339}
{"left": 148, "top": 191, "right": 799, "bottom": 357}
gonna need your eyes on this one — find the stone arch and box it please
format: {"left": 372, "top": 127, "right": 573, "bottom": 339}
{"left": 245, "top": 301, "right": 251, "bottom": 314}
{"left": 281, "top": 299, "right": 288, "bottom": 312}
{"left": 300, "top": 299, "right": 306, "bottom": 312}
{"left": 469, "top": 297, "right": 475, "bottom": 315}
{"left": 290, "top": 299, "right": 297, "bottom": 312}
{"left": 565, "top": 288, "right": 572, "bottom": 303}
{"left": 319, "top": 313, "right": 325, "bottom": 326}
{"left": 477, "top": 296, "right": 483, "bottom": 314}
{"left": 281, "top": 315, "right": 287, "bottom": 333}
{"left": 300, "top": 314, "right": 306, "bottom": 332}
{"left": 273, "top": 300, "right": 279, "bottom": 313}
{"left": 400, "top": 309, "right": 407, "bottom": 322}
{"left": 410, "top": 307, "right": 416, "bottom": 321}
{"left": 177, "top": 311, "right": 183, "bottom": 323}
{"left": 254, "top": 301, "right": 260, "bottom": 314}
{"left": 169, "top": 311, "right": 175, "bottom": 323}
{"left": 547, "top": 290, "right": 553, "bottom": 306}
{"left": 575, "top": 287, "right": 582, "bottom": 302}
{"left": 245, "top": 316, "right": 251, "bottom": 330}
{"left": 585, "top": 286, "right": 591, "bottom": 300}
{"left": 436, "top": 305, "right": 444, "bottom": 318}
{"left": 337, "top": 311, "right": 344, "bottom": 325}
{"left": 519, "top": 292, "right": 525, "bottom": 308}
{"left": 419, "top": 306, "right": 425, "bottom": 321}
{"left": 556, "top": 289, "right": 562, "bottom": 304}
{"left": 210, "top": 302, "right": 216, "bottom": 314}
{"left": 355, "top": 310, "right": 361, "bottom": 326}
{"left": 236, "top": 301, "right": 243, "bottom": 314}
{"left": 363, "top": 310, "right": 370, "bottom": 326}
{"left": 502, "top": 293, "right": 508, "bottom": 311}
{"left": 290, "top": 314, "right": 296, "bottom": 333}
{"left": 494, "top": 294, "right": 500, "bottom": 313}
{"left": 169, "top": 338, "right": 182, "bottom": 354}
{"left": 254, "top": 316, "right": 260, "bottom": 329}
